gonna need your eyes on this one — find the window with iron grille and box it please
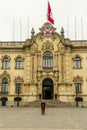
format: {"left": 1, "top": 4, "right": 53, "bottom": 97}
{"left": 1, "top": 78, "right": 8, "bottom": 94}
{"left": 74, "top": 57, "right": 81, "bottom": 68}
{"left": 2, "top": 58, "right": 10, "bottom": 69}
{"left": 43, "top": 51, "right": 53, "bottom": 68}
{"left": 15, "top": 83, "right": 21, "bottom": 93}
{"left": 16, "top": 58, "right": 23, "bottom": 69}
{"left": 75, "top": 83, "right": 82, "bottom": 93}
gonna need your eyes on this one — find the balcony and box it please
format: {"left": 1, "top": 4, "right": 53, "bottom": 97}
{"left": 0, "top": 91, "right": 9, "bottom": 95}
{"left": 37, "top": 67, "right": 58, "bottom": 73}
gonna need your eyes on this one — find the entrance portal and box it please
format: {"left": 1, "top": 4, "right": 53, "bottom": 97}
{"left": 1, "top": 97, "right": 8, "bottom": 106}
{"left": 42, "top": 78, "right": 53, "bottom": 99}
{"left": 14, "top": 97, "right": 22, "bottom": 107}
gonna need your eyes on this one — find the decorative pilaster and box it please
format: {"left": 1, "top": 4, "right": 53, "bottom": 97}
{"left": 25, "top": 49, "right": 31, "bottom": 84}
{"left": 31, "top": 56, "right": 34, "bottom": 81}
{"left": 65, "top": 48, "right": 71, "bottom": 82}
{"left": 37, "top": 53, "right": 41, "bottom": 68}
{"left": 61, "top": 54, "right": 64, "bottom": 82}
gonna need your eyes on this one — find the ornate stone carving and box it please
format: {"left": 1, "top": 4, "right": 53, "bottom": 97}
{"left": 14, "top": 55, "right": 25, "bottom": 61}
{"left": 42, "top": 40, "right": 54, "bottom": 51}
{"left": 14, "top": 75, "right": 24, "bottom": 83}
{"left": 72, "top": 54, "right": 82, "bottom": 60}
{"left": 1, "top": 55, "right": 11, "bottom": 61}
{"left": 0, "top": 71, "right": 10, "bottom": 80}
{"left": 0, "top": 71, "right": 11, "bottom": 85}
{"left": 39, "top": 22, "right": 56, "bottom": 38}
{"left": 73, "top": 75, "right": 83, "bottom": 83}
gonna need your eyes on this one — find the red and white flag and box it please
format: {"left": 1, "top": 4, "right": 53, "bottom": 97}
{"left": 47, "top": 1, "right": 54, "bottom": 24}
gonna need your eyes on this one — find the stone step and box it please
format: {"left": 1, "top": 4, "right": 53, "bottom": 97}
{"left": 23, "top": 100, "right": 72, "bottom": 107}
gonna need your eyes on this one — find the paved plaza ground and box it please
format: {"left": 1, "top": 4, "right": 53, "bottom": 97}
{"left": 0, "top": 107, "right": 87, "bottom": 130}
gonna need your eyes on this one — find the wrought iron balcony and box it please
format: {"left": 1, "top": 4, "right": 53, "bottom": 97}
{"left": 15, "top": 91, "right": 22, "bottom": 94}
{"left": 0, "top": 91, "right": 9, "bottom": 95}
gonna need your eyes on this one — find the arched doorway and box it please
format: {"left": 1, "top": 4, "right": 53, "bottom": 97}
{"left": 14, "top": 97, "right": 22, "bottom": 107}
{"left": 42, "top": 78, "right": 53, "bottom": 99}
{"left": 1, "top": 97, "right": 8, "bottom": 106}
{"left": 75, "top": 97, "right": 83, "bottom": 107}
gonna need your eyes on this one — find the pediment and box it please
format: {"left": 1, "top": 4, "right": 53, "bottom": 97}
{"left": 73, "top": 75, "right": 83, "bottom": 83}
{"left": 14, "top": 75, "right": 24, "bottom": 83}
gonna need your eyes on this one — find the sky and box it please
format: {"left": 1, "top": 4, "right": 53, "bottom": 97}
{"left": 0, "top": 0, "right": 87, "bottom": 41}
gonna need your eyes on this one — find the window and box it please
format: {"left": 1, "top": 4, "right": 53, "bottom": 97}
{"left": 74, "top": 57, "right": 81, "bottom": 68}
{"left": 43, "top": 51, "right": 53, "bottom": 68}
{"left": 75, "top": 83, "right": 82, "bottom": 93}
{"left": 15, "top": 83, "right": 21, "bottom": 93}
{"left": 2, "top": 58, "right": 10, "bottom": 69}
{"left": 16, "top": 58, "right": 23, "bottom": 69}
{"left": 1, "top": 78, "right": 8, "bottom": 94}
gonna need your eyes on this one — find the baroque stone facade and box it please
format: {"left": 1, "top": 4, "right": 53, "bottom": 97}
{"left": 0, "top": 22, "right": 87, "bottom": 106}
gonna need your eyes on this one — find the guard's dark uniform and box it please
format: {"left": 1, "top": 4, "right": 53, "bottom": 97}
{"left": 41, "top": 101, "right": 46, "bottom": 115}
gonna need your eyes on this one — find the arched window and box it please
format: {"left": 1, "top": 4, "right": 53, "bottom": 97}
{"left": 73, "top": 57, "right": 81, "bottom": 68}
{"left": 2, "top": 78, "right": 8, "bottom": 94}
{"left": 15, "top": 83, "right": 21, "bottom": 93}
{"left": 16, "top": 58, "right": 23, "bottom": 69}
{"left": 75, "top": 83, "right": 82, "bottom": 93}
{"left": 2, "top": 58, "right": 10, "bottom": 69}
{"left": 43, "top": 51, "right": 53, "bottom": 68}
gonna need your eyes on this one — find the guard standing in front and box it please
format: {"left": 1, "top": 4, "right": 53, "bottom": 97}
{"left": 41, "top": 100, "right": 46, "bottom": 115}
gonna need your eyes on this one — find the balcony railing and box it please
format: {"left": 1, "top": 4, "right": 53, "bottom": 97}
{"left": 15, "top": 91, "right": 22, "bottom": 94}
{"left": 0, "top": 91, "right": 9, "bottom": 95}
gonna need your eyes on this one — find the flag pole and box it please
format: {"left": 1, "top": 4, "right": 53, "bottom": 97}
{"left": 81, "top": 18, "right": 83, "bottom": 40}
{"left": 67, "top": 16, "right": 69, "bottom": 38}
{"left": 75, "top": 16, "right": 77, "bottom": 40}
{"left": 20, "top": 19, "right": 22, "bottom": 41}
{"left": 13, "top": 19, "right": 15, "bottom": 41}
{"left": 27, "top": 16, "right": 29, "bottom": 39}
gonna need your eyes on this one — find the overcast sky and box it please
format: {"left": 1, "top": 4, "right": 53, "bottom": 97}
{"left": 0, "top": 0, "right": 87, "bottom": 41}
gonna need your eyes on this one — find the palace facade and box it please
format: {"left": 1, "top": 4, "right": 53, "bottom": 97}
{"left": 0, "top": 22, "right": 87, "bottom": 106}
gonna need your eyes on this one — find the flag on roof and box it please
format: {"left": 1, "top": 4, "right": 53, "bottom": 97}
{"left": 47, "top": 1, "right": 54, "bottom": 24}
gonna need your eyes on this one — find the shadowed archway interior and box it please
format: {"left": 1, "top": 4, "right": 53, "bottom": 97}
{"left": 42, "top": 78, "right": 53, "bottom": 100}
